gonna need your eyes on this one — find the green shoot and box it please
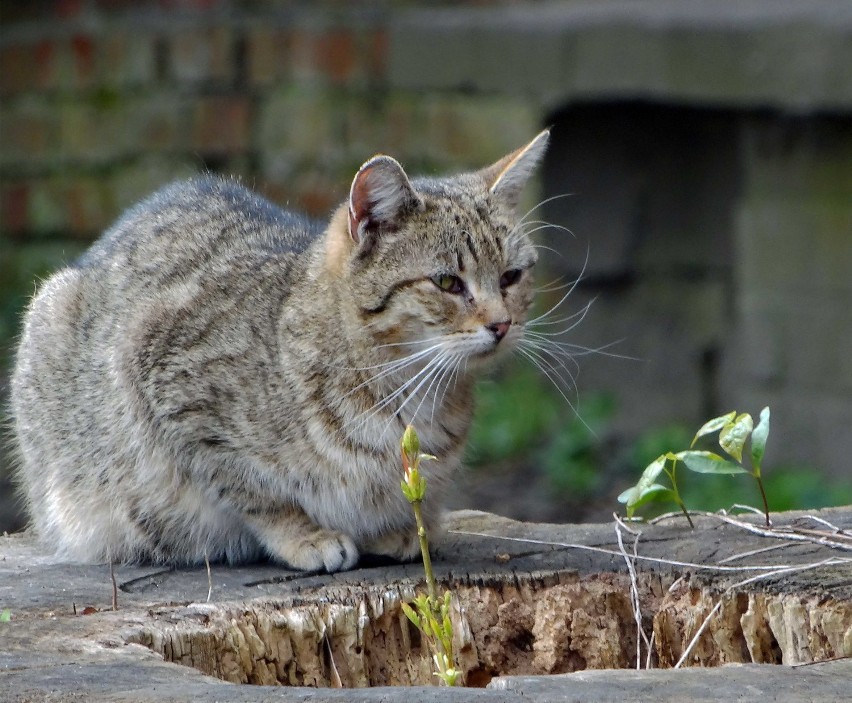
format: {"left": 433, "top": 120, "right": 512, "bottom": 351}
{"left": 619, "top": 407, "right": 772, "bottom": 526}
{"left": 399, "top": 425, "right": 460, "bottom": 687}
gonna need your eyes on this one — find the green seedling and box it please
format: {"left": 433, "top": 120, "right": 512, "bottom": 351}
{"left": 619, "top": 407, "right": 772, "bottom": 526}
{"left": 399, "top": 425, "right": 460, "bottom": 687}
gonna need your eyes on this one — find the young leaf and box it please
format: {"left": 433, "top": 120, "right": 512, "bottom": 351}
{"left": 0, "top": 609, "right": 10, "bottom": 623}
{"left": 401, "top": 602, "right": 421, "bottom": 629}
{"left": 751, "top": 406, "right": 771, "bottom": 469}
{"left": 618, "top": 455, "right": 668, "bottom": 510}
{"left": 691, "top": 411, "right": 737, "bottom": 447}
{"left": 719, "top": 413, "right": 753, "bottom": 462}
{"left": 625, "top": 485, "right": 676, "bottom": 516}
{"left": 676, "top": 450, "right": 749, "bottom": 475}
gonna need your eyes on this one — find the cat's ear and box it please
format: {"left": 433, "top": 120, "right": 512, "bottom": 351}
{"left": 483, "top": 129, "right": 550, "bottom": 210}
{"left": 348, "top": 155, "right": 422, "bottom": 246}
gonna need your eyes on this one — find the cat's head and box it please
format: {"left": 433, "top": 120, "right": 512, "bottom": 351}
{"left": 327, "top": 130, "right": 549, "bottom": 369}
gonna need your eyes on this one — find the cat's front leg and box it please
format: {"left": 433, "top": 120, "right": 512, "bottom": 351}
{"left": 244, "top": 507, "right": 358, "bottom": 572}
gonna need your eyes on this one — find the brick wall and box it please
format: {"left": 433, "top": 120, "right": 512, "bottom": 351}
{"left": 1, "top": 1, "right": 850, "bottom": 530}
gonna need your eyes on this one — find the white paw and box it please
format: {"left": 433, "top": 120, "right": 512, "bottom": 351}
{"left": 283, "top": 529, "right": 359, "bottom": 573}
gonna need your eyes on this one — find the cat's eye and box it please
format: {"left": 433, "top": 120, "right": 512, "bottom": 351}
{"left": 500, "top": 269, "right": 523, "bottom": 289}
{"left": 431, "top": 274, "right": 465, "bottom": 295}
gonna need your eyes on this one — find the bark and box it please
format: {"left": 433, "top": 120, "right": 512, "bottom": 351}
{"left": 1, "top": 507, "right": 850, "bottom": 701}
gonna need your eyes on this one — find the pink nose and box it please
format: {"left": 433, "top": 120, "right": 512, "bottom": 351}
{"left": 488, "top": 320, "right": 511, "bottom": 342}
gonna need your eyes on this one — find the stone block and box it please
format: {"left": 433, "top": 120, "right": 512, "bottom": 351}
{"left": 736, "top": 197, "right": 852, "bottom": 295}
{"left": 742, "top": 117, "right": 852, "bottom": 200}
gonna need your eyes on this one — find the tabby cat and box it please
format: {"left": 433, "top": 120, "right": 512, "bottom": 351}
{"left": 11, "top": 130, "right": 550, "bottom": 572}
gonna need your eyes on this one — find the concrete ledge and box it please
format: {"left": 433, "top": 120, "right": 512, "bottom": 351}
{"left": 389, "top": 0, "right": 852, "bottom": 112}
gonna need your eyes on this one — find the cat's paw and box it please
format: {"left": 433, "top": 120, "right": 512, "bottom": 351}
{"left": 361, "top": 530, "right": 420, "bottom": 562}
{"left": 272, "top": 529, "right": 359, "bottom": 573}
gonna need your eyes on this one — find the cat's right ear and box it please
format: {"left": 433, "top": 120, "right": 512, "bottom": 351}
{"left": 348, "top": 156, "right": 423, "bottom": 247}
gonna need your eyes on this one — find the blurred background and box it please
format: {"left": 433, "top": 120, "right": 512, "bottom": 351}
{"left": 1, "top": 0, "right": 851, "bottom": 532}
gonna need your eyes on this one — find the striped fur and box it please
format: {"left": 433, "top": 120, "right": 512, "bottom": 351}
{"left": 10, "top": 131, "right": 549, "bottom": 571}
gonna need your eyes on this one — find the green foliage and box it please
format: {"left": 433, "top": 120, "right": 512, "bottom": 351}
{"left": 467, "top": 362, "right": 614, "bottom": 497}
{"left": 467, "top": 364, "right": 562, "bottom": 465}
{"left": 619, "top": 408, "right": 773, "bottom": 526}
{"left": 0, "top": 609, "right": 10, "bottom": 623}
{"left": 541, "top": 393, "right": 614, "bottom": 495}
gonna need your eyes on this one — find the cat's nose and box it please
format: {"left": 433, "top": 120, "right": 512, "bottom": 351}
{"left": 487, "top": 320, "right": 511, "bottom": 342}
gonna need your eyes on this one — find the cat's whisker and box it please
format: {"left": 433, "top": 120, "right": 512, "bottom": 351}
{"left": 526, "top": 298, "right": 594, "bottom": 332}
{"left": 391, "top": 351, "right": 453, "bottom": 422}
{"left": 524, "top": 333, "right": 634, "bottom": 361}
{"left": 348, "top": 350, "right": 449, "bottom": 434}
{"left": 520, "top": 221, "right": 575, "bottom": 239}
{"left": 372, "top": 334, "right": 448, "bottom": 353}
{"left": 518, "top": 337, "right": 581, "bottom": 386}
{"left": 534, "top": 276, "right": 582, "bottom": 294}
{"left": 530, "top": 244, "right": 567, "bottom": 260}
{"left": 428, "top": 353, "right": 464, "bottom": 429}
{"left": 408, "top": 353, "right": 459, "bottom": 432}
{"left": 341, "top": 345, "right": 442, "bottom": 395}
{"left": 514, "top": 193, "right": 574, "bottom": 231}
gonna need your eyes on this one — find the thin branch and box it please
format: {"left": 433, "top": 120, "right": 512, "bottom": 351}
{"left": 613, "top": 514, "right": 653, "bottom": 669}
{"left": 447, "top": 529, "right": 852, "bottom": 573}
{"left": 204, "top": 552, "right": 213, "bottom": 603}
{"left": 716, "top": 541, "right": 798, "bottom": 564}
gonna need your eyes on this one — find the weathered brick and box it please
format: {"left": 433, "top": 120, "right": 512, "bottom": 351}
{"left": 169, "top": 27, "right": 234, "bottom": 85}
{"left": 27, "top": 178, "right": 67, "bottom": 235}
{"left": 191, "top": 95, "right": 252, "bottom": 156}
{"left": 245, "top": 27, "right": 293, "bottom": 87}
{"left": 290, "top": 26, "right": 388, "bottom": 88}
{"left": 127, "top": 94, "right": 189, "bottom": 153}
{"left": 65, "top": 177, "right": 114, "bottom": 237}
{"left": 109, "top": 157, "right": 197, "bottom": 214}
{"left": 70, "top": 33, "right": 97, "bottom": 89}
{"left": 0, "top": 98, "right": 59, "bottom": 168}
{"left": 100, "top": 33, "right": 157, "bottom": 88}
{"left": 0, "top": 182, "right": 30, "bottom": 238}
{"left": 59, "top": 101, "right": 128, "bottom": 163}
{"left": 0, "top": 40, "right": 60, "bottom": 95}
{"left": 424, "top": 95, "right": 539, "bottom": 167}
{"left": 257, "top": 88, "right": 337, "bottom": 180}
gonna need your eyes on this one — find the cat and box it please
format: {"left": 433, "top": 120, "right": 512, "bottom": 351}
{"left": 10, "top": 130, "right": 550, "bottom": 572}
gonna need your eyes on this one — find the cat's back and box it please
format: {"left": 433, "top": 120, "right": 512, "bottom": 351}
{"left": 77, "top": 176, "right": 321, "bottom": 284}
{"left": 13, "top": 176, "right": 322, "bottom": 435}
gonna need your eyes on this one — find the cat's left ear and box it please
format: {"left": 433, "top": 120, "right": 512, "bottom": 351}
{"left": 348, "top": 155, "right": 423, "bottom": 247}
{"left": 483, "top": 129, "right": 550, "bottom": 211}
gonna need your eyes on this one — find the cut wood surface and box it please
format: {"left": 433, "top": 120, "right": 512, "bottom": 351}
{"left": 1, "top": 507, "right": 850, "bottom": 701}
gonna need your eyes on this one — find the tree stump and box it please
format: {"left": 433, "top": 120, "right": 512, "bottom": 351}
{"left": 1, "top": 507, "right": 850, "bottom": 701}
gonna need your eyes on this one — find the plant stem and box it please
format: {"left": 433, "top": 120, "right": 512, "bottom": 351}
{"left": 411, "top": 501, "right": 438, "bottom": 603}
{"left": 754, "top": 475, "right": 771, "bottom": 527}
{"left": 677, "top": 500, "right": 695, "bottom": 529}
